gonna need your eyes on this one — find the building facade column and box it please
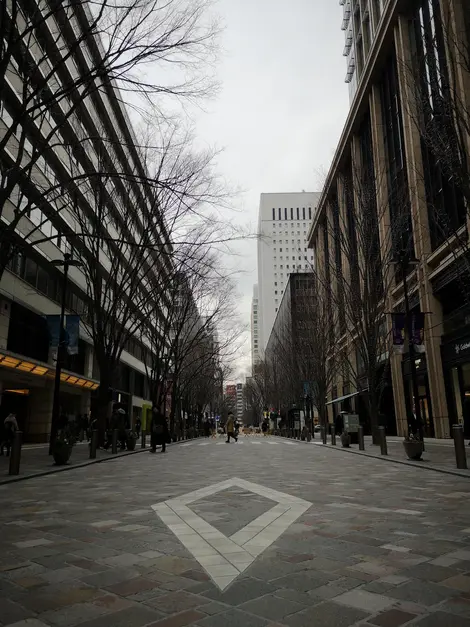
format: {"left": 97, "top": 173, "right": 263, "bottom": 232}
{"left": 27, "top": 386, "right": 54, "bottom": 443}
{"left": 0, "top": 298, "right": 11, "bottom": 350}
{"left": 395, "top": 17, "right": 450, "bottom": 437}
{"left": 369, "top": 84, "right": 407, "bottom": 435}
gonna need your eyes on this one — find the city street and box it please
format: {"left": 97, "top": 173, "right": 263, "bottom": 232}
{"left": 2, "top": 438, "right": 470, "bottom": 627}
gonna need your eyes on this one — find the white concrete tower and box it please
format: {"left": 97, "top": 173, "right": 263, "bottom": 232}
{"left": 251, "top": 284, "right": 260, "bottom": 372}
{"left": 257, "top": 192, "right": 320, "bottom": 354}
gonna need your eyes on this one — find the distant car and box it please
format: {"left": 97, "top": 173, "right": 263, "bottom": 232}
{"left": 314, "top": 424, "right": 321, "bottom": 432}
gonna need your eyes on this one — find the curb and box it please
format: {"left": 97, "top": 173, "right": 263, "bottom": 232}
{"left": 279, "top": 436, "right": 470, "bottom": 479}
{"left": 0, "top": 439, "right": 194, "bottom": 486}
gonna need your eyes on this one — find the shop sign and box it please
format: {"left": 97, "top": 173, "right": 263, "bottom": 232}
{"left": 442, "top": 336, "right": 470, "bottom": 362}
{"left": 454, "top": 341, "right": 470, "bottom": 356}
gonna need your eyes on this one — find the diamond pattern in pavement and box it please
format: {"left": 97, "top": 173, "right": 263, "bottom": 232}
{"left": 1, "top": 438, "right": 470, "bottom": 627}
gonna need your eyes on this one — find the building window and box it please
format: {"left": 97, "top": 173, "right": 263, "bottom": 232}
{"left": 284, "top": 208, "right": 287, "bottom": 220}
{"left": 409, "top": 1, "right": 465, "bottom": 250}
{"left": 302, "top": 207, "right": 305, "bottom": 220}
{"left": 278, "top": 207, "right": 281, "bottom": 220}
{"left": 290, "top": 207, "right": 293, "bottom": 220}
{"left": 24, "top": 258, "right": 38, "bottom": 286}
{"left": 272, "top": 208, "right": 275, "bottom": 220}
{"left": 309, "top": 207, "right": 312, "bottom": 219}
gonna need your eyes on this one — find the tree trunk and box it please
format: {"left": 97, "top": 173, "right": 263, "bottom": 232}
{"left": 96, "top": 380, "right": 112, "bottom": 447}
{"left": 369, "top": 393, "right": 380, "bottom": 445}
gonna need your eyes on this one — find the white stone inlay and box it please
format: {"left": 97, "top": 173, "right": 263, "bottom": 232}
{"left": 152, "top": 478, "right": 311, "bottom": 591}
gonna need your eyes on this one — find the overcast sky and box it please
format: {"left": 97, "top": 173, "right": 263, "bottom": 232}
{"left": 191, "top": 0, "right": 350, "bottom": 379}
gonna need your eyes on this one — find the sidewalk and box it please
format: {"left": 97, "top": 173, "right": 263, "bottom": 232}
{"left": 0, "top": 437, "right": 152, "bottom": 484}
{"left": 306, "top": 432, "right": 470, "bottom": 478}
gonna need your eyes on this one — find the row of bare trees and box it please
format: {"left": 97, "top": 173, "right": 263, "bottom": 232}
{"left": 245, "top": 154, "right": 411, "bottom": 436}
{"left": 0, "top": 0, "right": 245, "bottom": 440}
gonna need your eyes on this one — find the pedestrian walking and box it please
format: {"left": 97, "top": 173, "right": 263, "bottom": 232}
{"left": 150, "top": 407, "right": 169, "bottom": 453}
{"left": 1, "top": 413, "right": 19, "bottom": 456}
{"left": 261, "top": 420, "right": 268, "bottom": 437}
{"left": 225, "top": 413, "right": 237, "bottom": 443}
{"left": 335, "top": 413, "right": 344, "bottom": 436}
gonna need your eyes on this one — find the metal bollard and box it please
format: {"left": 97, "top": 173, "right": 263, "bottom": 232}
{"left": 111, "top": 429, "right": 118, "bottom": 454}
{"left": 89, "top": 430, "right": 98, "bottom": 459}
{"left": 141, "top": 430, "right": 146, "bottom": 449}
{"left": 358, "top": 425, "right": 365, "bottom": 450}
{"left": 8, "top": 431, "right": 22, "bottom": 476}
{"left": 321, "top": 425, "right": 327, "bottom": 444}
{"left": 378, "top": 426, "right": 387, "bottom": 455}
{"left": 453, "top": 424, "right": 467, "bottom": 469}
{"left": 331, "top": 426, "right": 336, "bottom": 446}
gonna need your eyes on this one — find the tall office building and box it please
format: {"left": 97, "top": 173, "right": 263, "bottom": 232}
{"left": 341, "top": 0, "right": 385, "bottom": 102}
{"left": 0, "top": 0, "right": 170, "bottom": 441}
{"left": 251, "top": 285, "right": 260, "bottom": 372}
{"left": 236, "top": 382, "right": 244, "bottom": 423}
{"left": 257, "top": 192, "right": 320, "bottom": 354}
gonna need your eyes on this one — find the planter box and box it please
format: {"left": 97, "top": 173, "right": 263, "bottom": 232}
{"left": 403, "top": 440, "right": 424, "bottom": 460}
{"left": 126, "top": 438, "right": 137, "bottom": 451}
{"left": 52, "top": 441, "right": 72, "bottom": 465}
{"left": 341, "top": 433, "right": 350, "bottom": 448}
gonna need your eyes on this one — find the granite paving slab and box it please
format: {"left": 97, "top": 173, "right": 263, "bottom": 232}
{"left": 2, "top": 437, "right": 470, "bottom": 626}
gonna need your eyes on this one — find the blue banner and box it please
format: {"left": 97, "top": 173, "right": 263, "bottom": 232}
{"left": 66, "top": 315, "right": 80, "bottom": 355}
{"left": 45, "top": 315, "right": 61, "bottom": 348}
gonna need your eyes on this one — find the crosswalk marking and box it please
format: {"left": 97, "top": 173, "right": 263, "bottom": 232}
{"left": 181, "top": 439, "right": 299, "bottom": 448}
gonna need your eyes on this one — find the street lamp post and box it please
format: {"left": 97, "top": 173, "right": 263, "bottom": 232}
{"left": 399, "top": 252, "right": 424, "bottom": 443}
{"left": 48, "top": 253, "right": 82, "bottom": 454}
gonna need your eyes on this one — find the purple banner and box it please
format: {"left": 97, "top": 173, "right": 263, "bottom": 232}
{"left": 411, "top": 312, "right": 425, "bottom": 353}
{"left": 391, "top": 313, "right": 405, "bottom": 354}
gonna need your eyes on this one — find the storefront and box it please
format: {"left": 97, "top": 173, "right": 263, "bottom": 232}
{"left": 441, "top": 330, "right": 470, "bottom": 437}
{"left": 401, "top": 353, "right": 434, "bottom": 438}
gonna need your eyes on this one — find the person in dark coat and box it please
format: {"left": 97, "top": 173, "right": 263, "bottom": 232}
{"left": 335, "top": 413, "right": 344, "bottom": 435}
{"left": 150, "top": 408, "right": 169, "bottom": 453}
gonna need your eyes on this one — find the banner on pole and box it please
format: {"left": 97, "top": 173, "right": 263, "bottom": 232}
{"left": 66, "top": 315, "right": 80, "bottom": 355}
{"left": 391, "top": 313, "right": 405, "bottom": 354}
{"left": 45, "top": 315, "right": 61, "bottom": 348}
{"left": 411, "top": 312, "right": 425, "bottom": 353}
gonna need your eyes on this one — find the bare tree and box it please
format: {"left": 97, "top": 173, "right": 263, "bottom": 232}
{"left": 244, "top": 362, "right": 271, "bottom": 427}
{"left": 142, "top": 238, "right": 243, "bottom": 438}
{"left": 317, "top": 142, "right": 412, "bottom": 440}
{"left": 0, "top": 0, "right": 219, "bottom": 277}
{"left": 293, "top": 275, "right": 338, "bottom": 428}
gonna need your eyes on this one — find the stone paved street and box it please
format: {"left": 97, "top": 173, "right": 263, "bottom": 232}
{"left": 2, "top": 436, "right": 470, "bottom": 626}
{"left": 0, "top": 441, "right": 151, "bottom": 483}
